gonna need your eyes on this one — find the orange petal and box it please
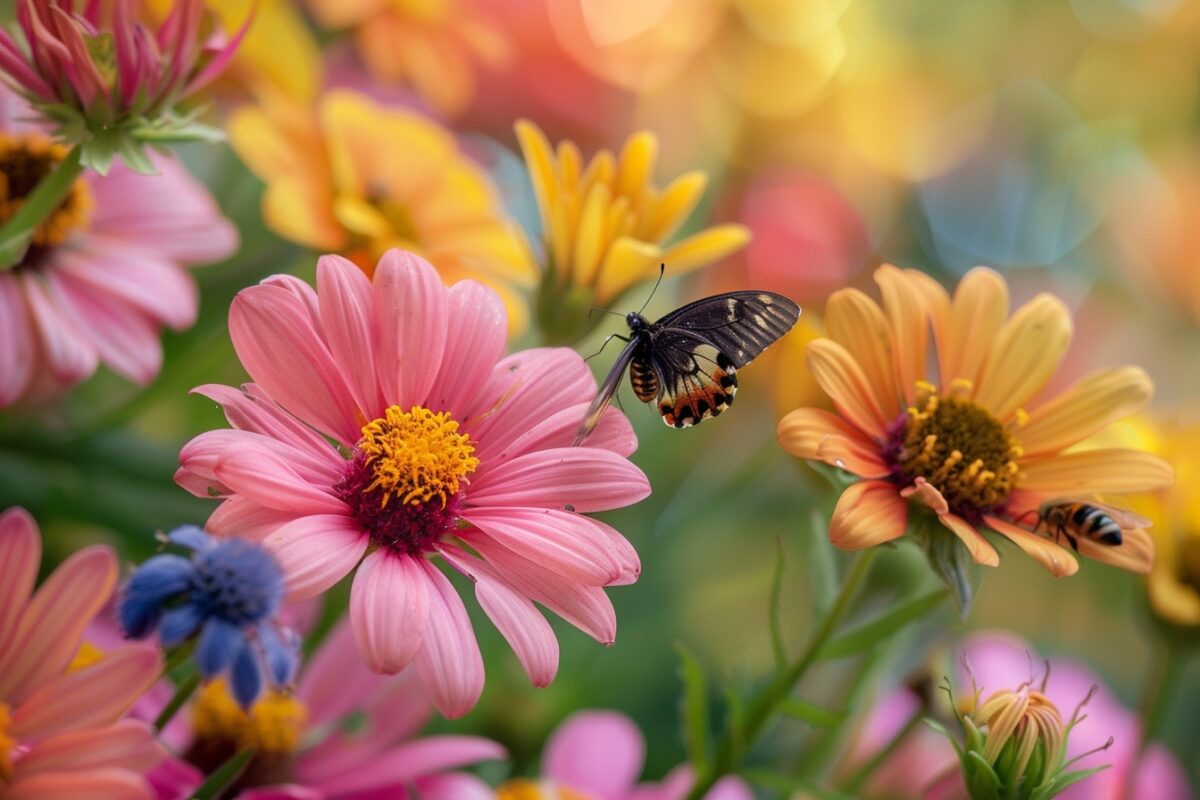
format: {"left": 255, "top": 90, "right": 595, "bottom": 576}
{"left": 806, "top": 339, "right": 890, "bottom": 438}
{"left": 825, "top": 288, "right": 902, "bottom": 420}
{"left": 874, "top": 264, "right": 927, "bottom": 406}
{"left": 1016, "top": 367, "right": 1153, "bottom": 457}
{"left": 1020, "top": 449, "right": 1174, "bottom": 495}
{"left": 904, "top": 269, "right": 950, "bottom": 373}
{"left": 776, "top": 407, "right": 888, "bottom": 477}
{"left": 1076, "top": 526, "right": 1154, "bottom": 574}
{"left": 984, "top": 515, "right": 1079, "bottom": 578}
{"left": 974, "top": 294, "right": 1072, "bottom": 420}
{"left": 900, "top": 476, "right": 949, "bottom": 515}
{"left": 829, "top": 480, "right": 908, "bottom": 550}
{"left": 942, "top": 267, "right": 1009, "bottom": 393}
{"left": 939, "top": 514, "right": 1000, "bottom": 566}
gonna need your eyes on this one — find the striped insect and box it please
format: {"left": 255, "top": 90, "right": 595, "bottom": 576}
{"left": 1033, "top": 498, "right": 1152, "bottom": 551}
{"left": 574, "top": 289, "right": 800, "bottom": 444}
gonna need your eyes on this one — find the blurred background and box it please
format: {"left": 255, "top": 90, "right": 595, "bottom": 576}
{"left": 1, "top": 0, "right": 1198, "bottom": 791}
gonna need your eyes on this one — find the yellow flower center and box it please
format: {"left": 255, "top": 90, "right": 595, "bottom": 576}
{"left": 0, "top": 133, "right": 93, "bottom": 252}
{"left": 0, "top": 703, "right": 14, "bottom": 784}
{"left": 893, "top": 386, "right": 1021, "bottom": 516}
{"left": 496, "top": 778, "right": 595, "bottom": 800}
{"left": 359, "top": 405, "right": 479, "bottom": 509}
{"left": 191, "top": 679, "right": 307, "bottom": 755}
{"left": 67, "top": 641, "right": 105, "bottom": 672}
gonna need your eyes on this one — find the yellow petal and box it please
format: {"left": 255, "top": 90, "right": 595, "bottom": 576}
{"left": 307, "top": 0, "right": 386, "bottom": 27}
{"left": 1148, "top": 530, "right": 1200, "bottom": 624}
{"left": 940, "top": 514, "right": 1000, "bottom": 567}
{"left": 806, "top": 339, "right": 889, "bottom": 439}
{"left": 874, "top": 265, "right": 928, "bottom": 405}
{"left": 942, "top": 267, "right": 1009, "bottom": 392}
{"left": 646, "top": 170, "right": 708, "bottom": 242}
{"left": 825, "top": 288, "right": 901, "bottom": 420}
{"left": 558, "top": 140, "right": 583, "bottom": 197}
{"left": 594, "top": 236, "right": 662, "bottom": 304}
{"left": 1017, "top": 367, "right": 1153, "bottom": 457}
{"left": 829, "top": 480, "right": 908, "bottom": 550}
{"left": 514, "top": 119, "right": 559, "bottom": 237}
{"left": 578, "top": 150, "right": 616, "bottom": 201}
{"left": 227, "top": 104, "right": 310, "bottom": 179}
{"left": 984, "top": 515, "right": 1079, "bottom": 577}
{"left": 262, "top": 181, "right": 345, "bottom": 251}
{"left": 573, "top": 182, "right": 612, "bottom": 288}
{"left": 777, "top": 407, "right": 888, "bottom": 477}
{"left": 213, "top": 0, "right": 321, "bottom": 103}
{"left": 332, "top": 194, "right": 393, "bottom": 239}
{"left": 1019, "top": 449, "right": 1174, "bottom": 495}
{"left": 660, "top": 224, "right": 751, "bottom": 272}
{"left": 616, "top": 130, "right": 659, "bottom": 199}
{"left": 974, "top": 294, "right": 1072, "bottom": 420}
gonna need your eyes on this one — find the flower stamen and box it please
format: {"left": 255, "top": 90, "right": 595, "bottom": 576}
{"left": 0, "top": 134, "right": 92, "bottom": 251}
{"left": 359, "top": 405, "right": 479, "bottom": 509}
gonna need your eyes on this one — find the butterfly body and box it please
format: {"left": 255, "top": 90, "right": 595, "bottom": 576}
{"left": 574, "top": 291, "right": 800, "bottom": 444}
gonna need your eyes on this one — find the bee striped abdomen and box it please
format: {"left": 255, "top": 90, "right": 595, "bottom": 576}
{"left": 1072, "top": 504, "right": 1123, "bottom": 545}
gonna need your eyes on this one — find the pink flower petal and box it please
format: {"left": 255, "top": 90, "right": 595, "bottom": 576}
{"left": 17, "top": 719, "right": 165, "bottom": 776}
{"left": 373, "top": 250, "right": 448, "bottom": 409}
{"left": 0, "top": 545, "right": 117, "bottom": 703}
{"left": 11, "top": 644, "right": 162, "bottom": 741}
{"left": 468, "top": 448, "right": 650, "bottom": 512}
{"left": 181, "top": 429, "right": 341, "bottom": 488}
{"left": 0, "top": 275, "right": 35, "bottom": 406}
{"left": 0, "top": 507, "right": 41, "bottom": 655}
{"left": 413, "top": 560, "right": 485, "bottom": 718}
{"left": 229, "top": 282, "right": 361, "bottom": 444}
{"left": 442, "top": 547, "right": 559, "bottom": 687}
{"left": 205, "top": 497, "right": 300, "bottom": 541}
{"left": 490, "top": 402, "right": 638, "bottom": 465}
{"left": 191, "top": 383, "right": 337, "bottom": 464}
{"left": 309, "top": 735, "right": 505, "bottom": 796}
{"left": 296, "top": 621, "right": 390, "bottom": 730}
{"left": 4, "top": 768, "right": 155, "bottom": 800}
{"left": 53, "top": 243, "right": 198, "bottom": 330}
{"left": 212, "top": 447, "right": 347, "bottom": 515}
{"left": 261, "top": 514, "right": 369, "bottom": 601}
{"left": 412, "top": 772, "right": 497, "bottom": 800}
{"left": 21, "top": 272, "right": 98, "bottom": 385}
{"left": 544, "top": 711, "right": 645, "bottom": 798}
{"left": 1132, "top": 743, "right": 1194, "bottom": 800}
{"left": 350, "top": 551, "right": 431, "bottom": 674}
{"left": 317, "top": 255, "right": 385, "bottom": 417}
{"left": 173, "top": 466, "right": 230, "bottom": 500}
{"left": 426, "top": 279, "right": 507, "bottom": 418}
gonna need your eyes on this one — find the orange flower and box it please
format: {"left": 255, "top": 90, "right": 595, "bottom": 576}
{"left": 229, "top": 90, "right": 535, "bottom": 329}
{"left": 777, "top": 265, "right": 1172, "bottom": 577}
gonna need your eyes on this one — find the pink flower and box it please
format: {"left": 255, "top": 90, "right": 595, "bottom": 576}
{"left": 0, "top": 506, "right": 166, "bottom": 799}
{"left": 503, "top": 710, "right": 751, "bottom": 800}
{"left": 176, "top": 250, "right": 650, "bottom": 717}
{"left": 153, "top": 620, "right": 505, "bottom": 800}
{"left": 928, "top": 632, "right": 1195, "bottom": 800}
{"left": 0, "top": 85, "right": 238, "bottom": 408}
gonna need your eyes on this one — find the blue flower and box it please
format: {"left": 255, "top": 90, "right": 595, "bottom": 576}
{"left": 119, "top": 526, "right": 298, "bottom": 707}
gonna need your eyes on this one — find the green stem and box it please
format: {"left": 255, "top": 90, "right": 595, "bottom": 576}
{"left": 155, "top": 671, "right": 201, "bottom": 732}
{"left": 686, "top": 549, "right": 878, "bottom": 800}
{"left": 0, "top": 144, "right": 85, "bottom": 270}
{"left": 1137, "top": 638, "right": 1186, "bottom": 748}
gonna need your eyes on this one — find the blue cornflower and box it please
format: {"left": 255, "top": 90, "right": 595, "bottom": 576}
{"left": 119, "top": 526, "right": 299, "bottom": 707}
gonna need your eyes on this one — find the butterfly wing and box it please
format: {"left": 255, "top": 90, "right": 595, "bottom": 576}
{"left": 646, "top": 328, "right": 739, "bottom": 428}
{"left": 573, "top": 337, "right": 641, "bottom": 446}
{"left": 653, "top": 290, "right": 800, "bottom": 368}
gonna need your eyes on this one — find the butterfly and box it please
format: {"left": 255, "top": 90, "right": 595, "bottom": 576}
{"left": 574, "top": 290, "right": 801, "bottom": 444}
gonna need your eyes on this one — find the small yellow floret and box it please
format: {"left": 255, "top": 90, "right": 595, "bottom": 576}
{"left": 359, "top": 405, "right": 479, "bottom": 509}
{"left": 191, "top": 679, "right": 307, "bottom": 755}
{"left": 67, "top": 641, "right": 106, "bottom": 672}
{"left": 0, "top": 703, "right": 14, "bottom": 782}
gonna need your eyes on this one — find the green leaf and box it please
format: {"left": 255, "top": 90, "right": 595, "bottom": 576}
{"left": 769, "top": 535, "right": 788, "bottom": 670}
{"left": 723, "top": 684, "right": 746, "bottom": 766}
{"left": 779, "top": 698, "right": 845, "bottom": 727}
{"left": 116, "top": 135, "right": 157, "bottom": 174}
{"left": 1042, "top": 765, "right": 1110, "bottom": 798}
{"left": 818, "top": 588, "right": 949, "bottom": 660}
{"left": 921, "top": 522, "right": 976, "bottom": 620}
{"left": 803, "top": 507, "right": 838, "bottom": 614}
{"left": 675, "top": 642, "right": 711, "bottom": 777}
{"left": 188, "top": 748, "right": 255, "bottom": 800}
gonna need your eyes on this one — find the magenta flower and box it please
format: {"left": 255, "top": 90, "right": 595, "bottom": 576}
{"left": 506, "top": 710, "right": 752, "bottom": 800}
{"left": 0, "top": 506, "right": 166, "bottom": 798}
{"left": 0, "top": 0, "right": 247, "bottom": 173}
{"left": 152, "top": 621, "right": 505, "bottom": 800}
{"left": 0, "top": 85, "right": 237, "bottom": 408}
{"left": 176, "top": 250, "right": 650, "bottom": 717}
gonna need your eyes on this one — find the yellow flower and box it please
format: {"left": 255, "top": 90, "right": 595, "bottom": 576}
{"left": 229, "top": 91, "right": 536, "bottom": 329}
{"left": 515, "top": 119, "right": 750, "bottom": 341}
{"left": 777, "top": 265, "right": 1171, "bottom": 578}
{"left": 307, "top": 0, "right": 510, "bottom": 117}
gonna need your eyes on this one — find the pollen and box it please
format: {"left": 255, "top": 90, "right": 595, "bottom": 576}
{"left": 67, "top": 641, "right": 105, "bottom": 672}
{"left": 358, "top": 405, "right": 479, "bottom": 509}
{"left": 191, "top": 679, "right": 307, "bottom": 755}
{"left": 0, "top": 133, "right": 93, "bottom": 250}
{"left": 889, "top": 389, "right": 1021, "bottom": 517}
{"left": 0, "top": 703, "right": 13, "bottom": 782}
{"left": 496, "top": 779, "right": 593, "bottom": 800}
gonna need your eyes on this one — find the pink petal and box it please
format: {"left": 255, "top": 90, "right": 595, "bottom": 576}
{"left": 0, "top": 275, "right": 35, "bottom": 406}
{"left": 191, "top": 383, "right": 337, "bottom": 463}
{"left": 350, "top": 551, "right": 431, "bottom": 673}
{"left": 18, "top": 719, "right": 164, "bottom": 776}
{"left": 373, "top": 250, "right": 448, "bottom": 409}
{"left": 229, "top": 282, "right": 361, "bottom": 444}
{"left": 1132, "top": 743, "right": 1194, "bottom": 800}
{"left": 12, "top": 644, "right": 162, "bottom": 740}
{"left": 317, "top": 255, "right": 385, "bottom": 418}
{"left": 239, "top": 787, "right": 323, "bottom": 800}
{"left": 413, "top": 561, "right": 485, "bottom": 718}
{"left": 261, "top": 514, "right": 369, "bottom": 601}
{"left": 0, "top": 545, "right": 117, "bottom": 703}
{"left": 212, "top": 447, "right": 347, "bottom": 515}
{"left": 21, "top": 271, "right": 98, "bottom": 385}
{"left": 53, "top": 243, "right": 198, "bottom": 330}
{"left": 468, "top": 448, "right": 650, "bottom": 512}
{"left": 205, "top": 496, "right": 302, "bottom": 540}
{"left": 412, "top": 772, "right": 497, "bottom": 800}
{"left": 181, "top": 429, "right": 341, "bottom": 488}
{"left": 0, "top": 507, "right": 41, "bottom": 656}
{"left": 173, "top": 466, "right": 230, "bottom": 500}
{"left": 491, "top": 402, "right": 638, "bottom": 464}
{"left": 544, "top": 710, "right": 645, "bottom": 797}
{"left": 462, "top": 507, "right": 637, "bottom": 586}
{"left": 4, "top": 769, "right": 155, "bottom": 800}
{"left": 458, "top": 539, "right": 617, "bottom": 644}
{"left": 296, "top": 621, "right": 390, "bottom": 729}
{"left": 309, "top": 735, "right": 504, "bottom": 796}
{"left": 426, "top": 279, "right": 507, "bottom": 418}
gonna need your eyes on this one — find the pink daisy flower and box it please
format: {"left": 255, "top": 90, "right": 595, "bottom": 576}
{"left": 153, "top": 621, "right": 505, "bottom": 800}
{"left": 176, "top": 250, "right": 650, "bottom": 717}
{"left": 497, "top": 710, "right": 752, "bottom": 800}
{"left": 0, "top": 85, "right": 238, "bottom": 407}
{"left": 0, "top": 506, "right": 166, "bottom": 799}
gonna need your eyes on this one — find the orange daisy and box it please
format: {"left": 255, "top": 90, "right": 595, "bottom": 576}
{"left": 777, "top": 265, "right": 1172, "bottom": 577}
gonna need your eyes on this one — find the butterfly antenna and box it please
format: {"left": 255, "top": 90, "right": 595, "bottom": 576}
{"left": 588, "top": 307, "right": 626, "bottom": 321}
{"left": 583, "top": 333, "right": 630, "bottom": 363}
{"left": 637, "top": 263, "right": 666, "bottom": 315}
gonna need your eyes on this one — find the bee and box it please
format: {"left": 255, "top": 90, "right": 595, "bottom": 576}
{"left": 1032, "top": 499, "right": 1151, "bottom": 551}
